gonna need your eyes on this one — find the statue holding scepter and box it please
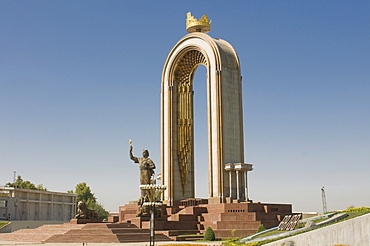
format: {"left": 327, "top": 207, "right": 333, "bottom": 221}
{"left": 129, "top": 139, "right": 156, "bottom": 186}
{"left": 129, "top": 140, "right": 163, "bottom": 218}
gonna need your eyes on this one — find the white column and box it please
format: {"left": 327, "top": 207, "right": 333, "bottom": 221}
{"left": 244, "top": 172, "right": 248, "bottom": 201}
{"left": 224, "top": 163, "right": 234, "bottom": 199}
{"left": 229, "top": 171, "right": 232, "bottom": 198}
{"left": 234, "top": 163, "right": 253, "bottom": 202}
{"left": 236, "top": 170, "right": 240, "bottom": 200}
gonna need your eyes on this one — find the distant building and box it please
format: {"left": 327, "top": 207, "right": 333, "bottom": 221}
{"left": 0, "top": 187, "right": 77, "bottom": 221}
{"left": 108, "top": 212, "right": 119, "bottom": 223}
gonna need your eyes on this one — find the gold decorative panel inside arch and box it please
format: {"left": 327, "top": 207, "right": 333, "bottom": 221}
{"left": 174, "top": 50, "right": 208, "bottom": 192}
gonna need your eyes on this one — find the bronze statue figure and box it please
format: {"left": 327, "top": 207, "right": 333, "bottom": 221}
{"left": 129, "top": 140, "right": 158, "bottom": 217}
{"left": 129, "top": 142, "right": 156, "bottom": 185}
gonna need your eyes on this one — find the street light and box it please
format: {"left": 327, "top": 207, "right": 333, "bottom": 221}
{"left": 139, "top": 184, "right": 167, "bottom": 246}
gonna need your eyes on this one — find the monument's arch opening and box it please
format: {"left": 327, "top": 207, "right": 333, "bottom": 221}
{"left": 161, "top": 13, "right": 252, "bottom": 205}
{"left": 192, "top": 65, "right": 208, "bottom": 198}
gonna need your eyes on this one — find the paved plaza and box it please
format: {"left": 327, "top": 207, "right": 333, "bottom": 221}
{"left": 0, "top": 242, "right": 223, "bottom": 246}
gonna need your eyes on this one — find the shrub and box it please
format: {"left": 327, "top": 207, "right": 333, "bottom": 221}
{"left": 204, "top": 226, "right": 216, "bottom": 241}
{"left": 257, "top": 224, "right": 265, "bottom": 233}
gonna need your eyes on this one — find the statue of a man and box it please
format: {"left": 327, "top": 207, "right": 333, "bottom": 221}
{"left": 129, "top": 144, "right": 156, "bottom": 185}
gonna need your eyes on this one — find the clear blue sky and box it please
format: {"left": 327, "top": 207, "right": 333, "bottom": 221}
{"left": 1, "top": 1, "right": 369, "bottom": 213}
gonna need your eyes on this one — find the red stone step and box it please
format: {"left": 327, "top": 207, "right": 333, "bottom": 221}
{"left": 157, "top": 229, "right": 200, "bottom": 237}
{"left": 45, "top": 234, "right": 120, "bottom": 243}
{"left": 0, "top": 222, "right": 172, "bottom": 243}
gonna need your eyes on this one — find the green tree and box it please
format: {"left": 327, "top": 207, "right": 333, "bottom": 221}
{"left": 5, "top": 176, "right": 47, "bottom": 191}
{"left": 74, "top": 182, "right": 97, "bottom": 206}
{"left": 71, "top": 182, "right": 110, "bottom": 220}
{"left": 88, "top": 202, "right": 110, "bottom": 220}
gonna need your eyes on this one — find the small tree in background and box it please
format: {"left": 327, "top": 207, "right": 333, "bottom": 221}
{"left": 74, "top": 182, "right": 97, "bottom": 207}
{"left": 5, "top": 175, "right": 47, "bottom": 191}
{"left": 257, "top": 224, "right": 265, "bottom": 233}
{"left": 88, "top": 201, "right": 110, "bottom": 220}
{"left": 70, "top": 182, "right": 110, "bottom": 220}
{"left": 204, "top": 226, "right": 216, "bottom": 241}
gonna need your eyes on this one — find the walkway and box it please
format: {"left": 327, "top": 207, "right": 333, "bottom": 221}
{"left": 0, "top": 241, "right": 223, "bottom": 246}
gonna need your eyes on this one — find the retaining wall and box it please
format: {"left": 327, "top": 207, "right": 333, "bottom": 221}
{"left": 265, "top": 213, "right": 370, "bottom": 246}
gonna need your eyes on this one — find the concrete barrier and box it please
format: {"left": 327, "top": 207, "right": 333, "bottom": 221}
{"left": 0, "top": 222, "right": 11, "bottom": 233}
{"left": 264, "top": 213, "right": 370, "bottom": 246}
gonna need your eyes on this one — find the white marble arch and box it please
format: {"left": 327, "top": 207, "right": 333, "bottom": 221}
{"left": 161, "top": 32, "right": 247, "bottom": 204}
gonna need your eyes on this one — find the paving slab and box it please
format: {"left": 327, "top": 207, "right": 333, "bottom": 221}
{"left": 0, "top": 241, "right": 223, "bottom": 246}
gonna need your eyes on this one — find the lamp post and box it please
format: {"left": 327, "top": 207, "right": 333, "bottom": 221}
{"left": 140, "top": 184, "right": 167, "bottom": 246}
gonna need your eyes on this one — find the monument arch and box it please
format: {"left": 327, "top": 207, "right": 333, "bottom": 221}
{"left": 161, "top": 14, "right": 252, "bottom": 205}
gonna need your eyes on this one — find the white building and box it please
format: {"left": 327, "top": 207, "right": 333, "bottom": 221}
{"left": 0, "top": 187, "right": 77, "bottom": 221}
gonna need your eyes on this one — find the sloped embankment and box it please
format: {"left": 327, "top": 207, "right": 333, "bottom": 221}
{"left": 264, "top": 212, "right": 370, "bottom": 246}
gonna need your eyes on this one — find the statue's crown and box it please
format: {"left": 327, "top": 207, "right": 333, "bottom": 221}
{"left": 186, "top": 12, "right": 211, "bottom": 33}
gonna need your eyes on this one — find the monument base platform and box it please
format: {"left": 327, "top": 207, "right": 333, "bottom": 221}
{"left": 70, "top": 219, "right": 103, "bottom": 224}
{"left": 119, "top": 198, "right": 293, "bottom": 239}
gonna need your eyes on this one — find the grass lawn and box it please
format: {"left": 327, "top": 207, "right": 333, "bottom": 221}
{"left": 342, "top": 207, "right": 370, "bottom": 220}
{"left": 252, "top": 229, "right": 282, "bottom": 239}
{"left": 0, "top": 222, "right": 9, "bottom": 227}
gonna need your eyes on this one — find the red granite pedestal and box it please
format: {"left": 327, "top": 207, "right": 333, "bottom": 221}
{"left": 119, "top": 199, "right": 293, "bottom": 239}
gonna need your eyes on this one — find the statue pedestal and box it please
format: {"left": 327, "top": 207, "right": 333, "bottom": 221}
{"left": 130, "top": 216, "right": 167, "bottom": 230}
{"left": 70, "top": 219, "right": 103, "bottom": 224}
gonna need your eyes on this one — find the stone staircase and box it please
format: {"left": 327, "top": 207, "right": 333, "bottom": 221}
{"left": 120, "top": 201, "right": 293, "bottom": 239}
{"left": 108, "top": 223, "right": 172, "bottom": 243}
{"left": 0, "top": 222, "right": 172, "bottom": 243}
{"left": 0, "top": 223, "right": 85, "bottom": 242}
{"left": 200, "top": 203, "right": 262, "bottom": 238}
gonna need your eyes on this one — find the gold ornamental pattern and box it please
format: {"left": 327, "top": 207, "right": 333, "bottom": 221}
{"left": 174, "top": 50, "right": 207, "bottom": 193}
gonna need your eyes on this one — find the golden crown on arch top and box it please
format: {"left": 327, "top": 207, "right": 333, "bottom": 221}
{"left": 186, "top": 12, "right": 211, "bottom": 33}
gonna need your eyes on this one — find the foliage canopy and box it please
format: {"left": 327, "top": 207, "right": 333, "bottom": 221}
{"left": 5, "top": 176, "right": 47, "bottom": 191}
{"left": 70, "top": 182, "right": 110, "bottom": 220}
